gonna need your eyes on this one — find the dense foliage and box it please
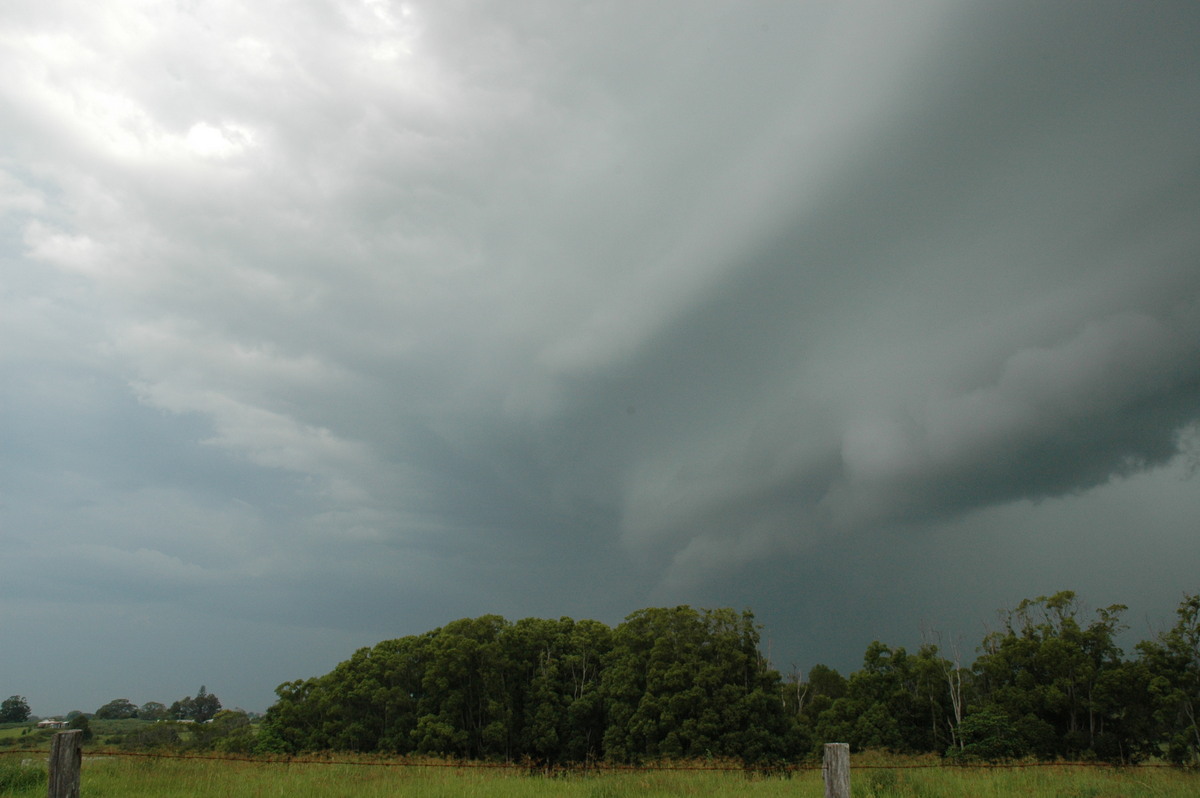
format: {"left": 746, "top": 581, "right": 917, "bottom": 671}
{"left": 169, "top": 686, "right": 223, "bottom": 723}
{"left": 264, "top": 593, "right": 1200, "bottom": 764}
{"left": 0, "top": 696, "right": 30, "bottom": 723}
{"left": 789, "top": 591, "right": 1200, "bottom": 765}
{"left": 262, "top": 607, "right": 794, "bottom": 763}
{"left": 85, "top": 687, "right": 223, "bottom": 723}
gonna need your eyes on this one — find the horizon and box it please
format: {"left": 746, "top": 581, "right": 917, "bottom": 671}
{"left": 12, "top": 588, "right": 1190, "bottom": 718}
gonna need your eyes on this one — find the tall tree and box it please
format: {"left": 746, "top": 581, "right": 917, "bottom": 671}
{"left": 920, "top": 629, "right": 968, "bottom": 751}
{"left": 814, "top": 642, "right": 943, "bottom": 753}
{"left": 1139, "top": 593, "right": 1200, "bottom": 764}
{"left": 972, "top": 591, "right": 1131, "bottom": 760}
{"left": 601, "top": 606, "right": 793, "bottom": 763}
{"left": 192, "top": 686, "right": 222, "bottom": 723}
{"left": 412, "top": 615, "right": 511, "bottom": 759}
{"left": 171, "top": 686, "right": 222, "bottom": 723}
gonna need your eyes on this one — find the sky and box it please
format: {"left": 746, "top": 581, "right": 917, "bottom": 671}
{"left": 2, "top": 0, "right": 1199, "bottom": 716}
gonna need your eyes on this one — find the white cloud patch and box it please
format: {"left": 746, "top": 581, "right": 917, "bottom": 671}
{"left": 184, "top": 122, "right": 256, "bottom": 159}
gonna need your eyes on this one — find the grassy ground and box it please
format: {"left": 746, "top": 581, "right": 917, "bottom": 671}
{"left": 0, "top": 725, "right": 34, "bottom": 740}
{"left": 2, "top": 751, "right": 1199, "bottom": 798}
{"left": 0, "top": 724, "right": 52, "bottom": 750}
{"left": 2, "top": 755, "right": 811, "bottom": 798}
{"left": 855, "top": 764, "right": 1200, "bottom": 798}
{"left": 0, "top": 718, "right": 192, "bottom": 752}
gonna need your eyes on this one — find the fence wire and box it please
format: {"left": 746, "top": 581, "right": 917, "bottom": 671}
{"left": 0, "top": 746, "right": 1190, "bottom": 772}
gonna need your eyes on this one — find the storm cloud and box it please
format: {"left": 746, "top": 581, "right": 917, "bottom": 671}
{"left": 3, "top": 0, "right": 1199, "bottom": 713}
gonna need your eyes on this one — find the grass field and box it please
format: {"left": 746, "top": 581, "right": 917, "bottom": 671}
{"left": 3, "top": 751, "right": 1199, "bottom": 798}
{"left": 0, "top": 725, "right": 35, "bottom": 741}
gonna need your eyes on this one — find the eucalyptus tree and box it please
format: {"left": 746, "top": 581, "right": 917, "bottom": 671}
{"left": 812, "top": 642, "right": 954, "bottom": 754}
{"left": 972, "top": 592, "right": 1132, "bottom": 760}
{"left": 600, "top": 606, "right": 793, "bottom": 763}
{"left": 1139, "top": 593, "right": 1200, "bottom": 764}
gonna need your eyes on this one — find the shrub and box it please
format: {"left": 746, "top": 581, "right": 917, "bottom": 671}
{"left": 67, "top": 714, "right": 93, "bottom": 743}
{"left": 864, "top": 767, "right": 900, "bottom": 797}
{"left": 949, "top": 707, "right": 1024, "bottom": 762}
{"left": 123, "top": 723, "right": 181, "bottom": 751}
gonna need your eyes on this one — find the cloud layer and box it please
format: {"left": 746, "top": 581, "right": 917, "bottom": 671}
{"left": 3, "top": 0, "right": 1199, "bottom": 713}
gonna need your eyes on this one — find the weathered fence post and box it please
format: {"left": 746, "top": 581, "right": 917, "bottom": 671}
{"left": 48, "top": 729, "right": 82, "bottom": 798}
{"left": 823, "top": 742, "right": 850, "bottom": 798}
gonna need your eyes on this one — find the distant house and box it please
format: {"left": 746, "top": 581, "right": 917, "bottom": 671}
{"left": 36, "top": 719, "right": 68, "bottom": 729}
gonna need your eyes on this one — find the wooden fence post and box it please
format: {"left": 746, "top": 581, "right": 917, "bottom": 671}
{"left": 48, "top": 729, "right": 82, "bottom": 798}
{"left": 823, "top": 742, "right": 850, "bottom": 798}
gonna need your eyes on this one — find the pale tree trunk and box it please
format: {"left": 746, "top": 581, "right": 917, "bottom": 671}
{"left": 926, "top": 629, "right": 966, "bottom": 750}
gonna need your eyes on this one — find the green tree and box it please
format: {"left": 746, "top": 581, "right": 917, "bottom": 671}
{"left": 192, "top": 709, "right": 254, "bottom": 753}
{"left": 263, "top": 607, "right": 798, "bottom": 763}
{"left": 171, "top": 686, "right": 222, "bottom": 723}
{"left": 138, "top": 701, "right": 170, "bottom": 721}
{"left": 972, "top": 591, "right": 1132, "bottom": 760}
{"left": 192, "top": 686, "right": 222, "bottom": 723}
{"left": 169, "top": 697, "right": 193, "bottom": 720}
{"left": 951, "top": 706, "right": 1024, "bottom": 762}
{"left": 413, "top": 615, "right": 511, "bottom": 759}
{"left": 95, "top": 698, "right": 139, "bottom": 719}
{"left": 1139, "top": 593, "right": 1200, "bottom": 764}
{"left": 313, "top": 634, "right": 427, "bottom": 752}
{"left": 545, "top": 618, "right": 612, "bottom": 762}
{"left": 67, "top": 714, "right": 93, "bottom": 742}
{"left": 1090, "top": 657, "right": 1155, "bottom": 763}
{"left": 814, "top": 642, "right": 939, "bottom": 754}
{"left": 261, "top": 677, "right": 329, "bottom": 753}
{"left": 910, "top": 643, "right": 967, "bottom": 753}
{"left": 0, "top": 696, "right": 30, "bottom": 723}
{"left": 601, "top": 606, "right": 793, "bottom": 763}
{"left": 781, "top": 664, "right": 842, "bottom": 755}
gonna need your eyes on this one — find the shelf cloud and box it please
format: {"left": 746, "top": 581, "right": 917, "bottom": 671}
{"left": 3, "top": 0, "right": 1199, "bottom": 713}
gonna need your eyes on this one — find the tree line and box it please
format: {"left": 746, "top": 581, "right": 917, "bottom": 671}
{"left": 262, "top": 607, "right": 790, "bottom": 762}
{"left": 261, "top": 592, "right": 1200, "bottom": 765}
{"left": 91, "top": 686, "right": 223, "bottom": 723}
{"left": 0, "top": 687, "right": 262, "bottom": 754}
{"left": 0, "top": 686, "right": 225, "bottom": 726}
{"left": 789, "top": 591, "right": 1200, "bottom": 764}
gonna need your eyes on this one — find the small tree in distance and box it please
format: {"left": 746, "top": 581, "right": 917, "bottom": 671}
{"left": 0, "top": 696, "right": 31, "bottom": 723}
{"left": 95, "top": 698, "right": 139, "bottom": 719}
{"left": 67, "top": 714, "right": 93, "bottom": 742}
{"left": 171, "top": 686, "right": 222, "bottom": 723}
{"left": 139, "top": 701, "right": 170, "bottom": 721}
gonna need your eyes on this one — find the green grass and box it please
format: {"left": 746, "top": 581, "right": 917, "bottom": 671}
{"left": 0, "top": 725, "right": 52, "bottom": 751}
{"left": 14, "top": 756, "right": 814, "bottom": 798}
{"left": 855, "top": 764, "right": 1199, "bottom": 798}
{"left": 0, "top": 759, "right": 47, "bottom": 796}
{"left": 3, "top": 751, "right": 1198, "bottom": 797}
{"left": 0, "top": 723, "right": 41, "bottom": 738}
